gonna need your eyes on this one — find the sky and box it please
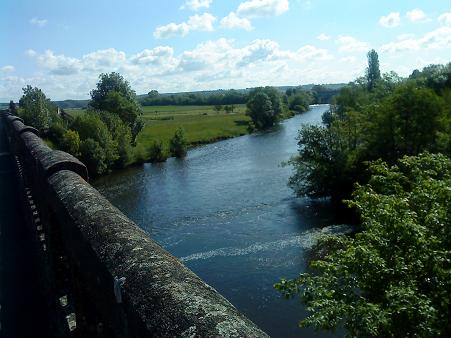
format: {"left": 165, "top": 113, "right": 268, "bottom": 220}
{"left": 0, "top": 0, "right": 450, "bottom": 101}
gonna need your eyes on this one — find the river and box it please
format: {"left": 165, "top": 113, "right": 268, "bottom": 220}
{"left": 94, "top": 104, "right": 344, "bottom": 337}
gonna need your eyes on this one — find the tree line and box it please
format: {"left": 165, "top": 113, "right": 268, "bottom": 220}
{"left": 14, "top": 73, "right": 188, "bottom": 176}
{"left": 275, "top": 50, "right": 451, "bottom": 336}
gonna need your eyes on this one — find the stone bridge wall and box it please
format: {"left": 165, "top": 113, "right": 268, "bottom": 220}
{"left": 1, "top": 111, "right": 267, "bottom": 337}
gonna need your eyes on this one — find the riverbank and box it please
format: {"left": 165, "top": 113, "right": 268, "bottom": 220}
{"left": 67, "top": 104, "right": 303, "bottom": 174}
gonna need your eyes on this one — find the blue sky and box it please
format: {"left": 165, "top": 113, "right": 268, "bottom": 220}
{"left": 1, "top": 0, "right": 450, "bottom": 101}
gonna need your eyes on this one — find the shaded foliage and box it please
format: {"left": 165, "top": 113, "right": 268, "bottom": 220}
{"left": 276, "top": 153, "right": 451, "bottom": 337}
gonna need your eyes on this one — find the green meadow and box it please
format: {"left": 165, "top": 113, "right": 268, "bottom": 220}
{"left": 67, "top": 104, "right": 252, "bottom": 156}
{"left": 136, "top": 104, "right": 250, "bottom": 153}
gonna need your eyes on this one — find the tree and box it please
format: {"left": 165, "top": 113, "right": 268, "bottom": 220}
{"left": 89, "top": 72, "right": 143, "bottom": 143}
{"left": 61, "top": 129, "right": 81, "bottom": 157}
{"left": 71, "top": 112, "right": 118, "bottom": 172}
{"left": 18, "top": 85, "right": 56, "bottom": 132}
{"left": 148, "top": 140, "right": 167, "bottom": 162}
{"left": 169, "top": 127, "right": 187, "bottom": 158}
{"left": 246, "top": 87, "right": 283, "bottom": 129}
{"left": 214, "top": 104, "right": 223, "bottom": 113}
{"left": 366, "top": 49, "right": 381, "bottom": 91}
{"left": 147, "top": 90, "right": 159, "bottom": 98}
{"left": 276, "top": 153, "right": 451, "bottom": 337}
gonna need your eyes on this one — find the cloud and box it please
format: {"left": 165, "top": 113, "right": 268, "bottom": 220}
{"left": 336, "top": 35, "right": 369, "bottom": 52}
{"left": 380, "top": 27, "right": 451, "bottom": 53}
{"left": 30, "top": 50, "right": 82, "bottom": 75}
{"left": 154, "top": 13, "right": 216, "bottom": 38}
{"left": 379, "top": 12, "right": 401, "bottom": 28}
{"left": 29, "top": 17, "right": 48, "bottom": 27}
{"left": 237, "top": 0, "right": 289, "bottom": 18}
{"left": 438, "top": 12, "right": 451, "bottom": 26}
{"left": 406, "top": 9, "right": 427, "bottom": 22}
{"left": 1, "top": 65, "right": 15, "bottom": 73}
{"left": 317, "top": 33, "right": 330, "bottom": 41}
{"left": 181, "top": 0, "right": 213, "bottom": 11}
{"left": 130, "top": 46, "right": 175, "bottom": 65}
{"left": 221, "top": 12, "right": 253, "bottom": 31}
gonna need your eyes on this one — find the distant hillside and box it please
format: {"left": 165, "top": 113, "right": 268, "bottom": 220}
{"left": 1, "top": 84, "right": 346, "bottom": 109}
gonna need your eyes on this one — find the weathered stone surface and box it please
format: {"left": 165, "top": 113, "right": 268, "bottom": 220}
{"left": 47, "top": 170, "right": 268, "bottom": 338}
{"left": 6, "top": 115, "right": 24, "bottom": 124}
{"left": 11, "top": 119, "right": 39, "bottom": 136}
{"left": 39, "top": 150, "right": 88, "bottom": 181}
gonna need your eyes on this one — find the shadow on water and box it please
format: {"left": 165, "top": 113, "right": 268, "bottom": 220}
{"left": 94, "top": 105, "right": 348, "bottom": 337}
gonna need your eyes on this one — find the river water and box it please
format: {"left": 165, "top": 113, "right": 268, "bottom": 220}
{"left": 94, "top": 104, "right": 344, "bottom": 337}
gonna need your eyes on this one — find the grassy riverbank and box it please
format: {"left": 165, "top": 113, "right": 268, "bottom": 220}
{"left": 67, "top": 104, "right": 253, "bottom": 160}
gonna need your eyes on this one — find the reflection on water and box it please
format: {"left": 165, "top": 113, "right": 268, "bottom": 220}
{"left": 94, "top": 105, "right": 344, "bottom": 337}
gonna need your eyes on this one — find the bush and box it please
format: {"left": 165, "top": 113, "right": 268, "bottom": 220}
{"left": 169, "top": 127, "right": 187, "bottom": 158}
{"left": 79, "top": 138, "right": 108, "bottom": 175}
{"left": 148, "top": 140, "right": 168, "bottom": 163}
{"left": 61, "top": 129, "right": 80, "bottom": 157}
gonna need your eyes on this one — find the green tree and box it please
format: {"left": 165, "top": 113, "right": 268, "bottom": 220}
{"left": 169, "top": 127, "right": 187, "bottom": 158}
{"left": 366, "top": 49, "right": 381, "bottom": 91}
{"left": 214, "top": 104, "right": 223, "bottom": 113}
{"left": 288, "top": 91, "right": 312, "bottom": 112}
{"left": 148, "top": 140, "right": 168, "bottom": 162}
{"left": 71, "top": 112, "right": 118, "bottom": 172}
{"left": 89, "top": 72, "right": 143, "bottom": 143}
{"left": 246, "top": 87, "right": 283, "bottom": 129}
{"left": 79, "top": 138, "right": 108, "bottom": 175}
{"left": 61, "top": 129, "right": 81, "bottom": 157}
{"left": 276, "top": 153, "right": 451, "bottom": 337}
{"left": 18, "top": 85, "right": 57, "bottom": 132}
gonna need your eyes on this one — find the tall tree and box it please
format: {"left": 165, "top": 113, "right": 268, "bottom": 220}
{"left": 90, "top": 72, "right": 143, "bottom": 143}
{"left": 18, "top": 85, "right": 57, "bottom": 132}
{"left": 246, "top": 87, "right": 283, "bottom": 129}
{"left": 366, "top": 49, "right": 381, "bottom": 91}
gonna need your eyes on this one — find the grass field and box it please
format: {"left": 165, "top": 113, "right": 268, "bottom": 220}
{"left": 66, "top": 104, "right": 252, "bottom": 155}
{"left": 137, "top": 104, "right": 251, "bottom": 153}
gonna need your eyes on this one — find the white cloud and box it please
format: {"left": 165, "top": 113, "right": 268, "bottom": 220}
{"left": 154, "top": 23, "right": 190, "bottom": 39}
{"left": 438, "top": 12, "right": 451, "bottom": 26}
{"left": 25, "top": 49, "right": 37, "bottom": 57}
{"left": 336, "top": 35, "right": 369, "bottom": 52}
{"left": 406, "top": 9, "right": 426, "bottom": 22}
{"left": 187, "top": 13, "right": 216, "bottom": 31}
{"left": 154, "top": 13, "right": 216, "bottom": 39}
{"left": 130, "top": 46, "right": 175, "bottom": 65}
{"left": 32, "top": 50, "right": 82, "bottom": 75}
{"left": 317, "top": 33, "right": 330, "bottom": 41}
{"left": 379, "top": 12, "right": 401, "bottom": 28}
{"left": 237, "top": 0, "right": 289, "bottom": 18}
{"left": 380, "top": 27, "right": 451, "bottom": 53}
{"left": 1, "top": 65, "right": 15, "bottom": 73}
{"left": 181, "top": 0, "right": 213, "bottom": 11}
{"left": 221, "top": 12, "right": 253, "bottom": 31}
{"left": 29, "top": 17, "right": 48, "bottom": 27}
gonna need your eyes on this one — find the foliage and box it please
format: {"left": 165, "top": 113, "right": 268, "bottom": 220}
{"left": 246, "top": 87, "right": 283, "bottom": 129}
{"left": 366, "top": 49, "right": 381, "bottom": 91}
{"left": 142, "top": 89, "right": 248, "bottom": 106}
{"left": 79, "top": 138, "right": 108, "bottom": 175}
{"left": 288, "top": 59, "right": 450, "bottom": 201}
{"left": 71, "top": 112, "right": 118, "bottom": 174}
{"left": 89, "top": 72, "right": 143, "bottom": 143}
{"left": 275, "top": 153, "right": 451, "bottom": 337}
{"left": 288, "top": 91, "right": 313, "bottom": 112}
{"left": 60, "top": 129, "right": 81, "bottom": 157}
{"left": 169, "top": 127, "right": 187, "bottom": 158}
{"left": 214, "top": 104, "right": 223, "bottom": 113}
{"left": 147, "top": 140, "right": 168, "bottom": 163}
{"left": 18, "top": 85, "right": 59, "bottom": 132}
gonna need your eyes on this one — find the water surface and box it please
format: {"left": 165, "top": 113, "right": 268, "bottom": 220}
{"left": 94, "top": 105, "right": 343, "bottom": 337}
